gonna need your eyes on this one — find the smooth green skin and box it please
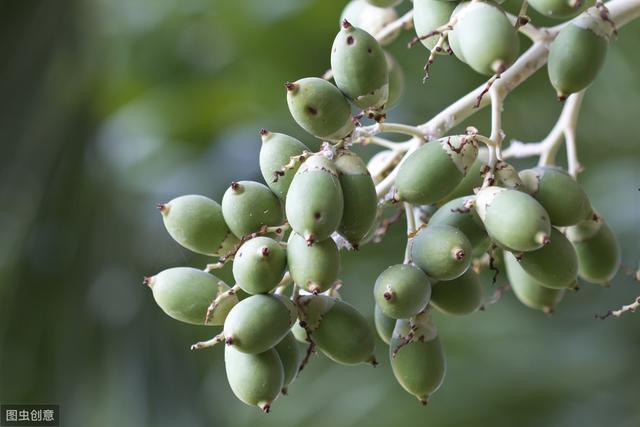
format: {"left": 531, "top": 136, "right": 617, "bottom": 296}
{"left": 160, "top": 195, "right": 237, "bottom": 256}
{"left": 331, "top": 24, "right": 389, "bottom": 109}
{"left": 274, "top": 332, "right": 300, "bottom": 387}
{"left": 340, "top": 0, "right": 401, "bottom": 46}
{"left": 225, "top": 346, "right": 283, "bottom": 410}
{"left": 413, "top": 0, "right": 457, "bottom": 51}
{"left": 287, "top": 232, "right": 340, "bottom": 293}
{"left": 548, "top": 23, "right": 608, "bottom": 99}
{"left": 374, "top": 304, "right": 395, "bottom": 345}
{"left": 334, "top": 151, "right": 378, "bottom": 246}
{"left": 390, "top": 321, "right": 446, "bottom": 403}
{"left": 222, "top": 181, "right": 283, "bottom": 238}
{"left": 520, "top": 166, "right": 592, "bottom": 227}
{"left": 436, "top": 158, "right": 485, "bottom": 205}
{"left": 479, "top": 188, "right": 551, "bottom": 252}
{"left": 150, "top": 267, "right": 236, "bottom": 326}
{"left": 430, "top": 196, "right": 488, "bottom": 250}
{"left": 259, "top": 132, "right": 309, "bottom": 201}
{"left": 287, "top": 77, "right": 354, "bottom": 140}
{"left": 452, "top": 1, "right": 519, "bottom": 75}
{"left": 232, "top": 237, "right": 287, "bottom": 295}
{"left": 430, "top": 269, "right": 483, "bottom": 315}
{"left": 365, "top": 0, "right": 402, "bottom": 6}
{"left": 516, "top": 227, "right": 578, "bottom": 289}
{"left": 504, "top": 252, "right": 565, "bottom": 312}
{"left": 313, "top": 300, "right": 376, "bottom": 365}
{"left": 567, "top": 219, "right": 620, "bottom": 284}
{"left": 223, "top": 294, "right": 296, "bottom": 354}
{"left": 396, "top": 138, "right": 475, "bottom": 205}
{"left": 286, "top": 155, "right": 344, "bottom": 243}
{"left": 374, "top": 264, "right": 432, "bottom": 319}
{"left": 411, "top": 224, "right": 472, "bottom": 281}
{"left": 385, "top": 52, "right": 405, "bottom": 110}
{"left": 529, "top": 0, "right": 594, "bottom": 19}
{"left": 291, "top": 320, "right": 310, "bottom": 344}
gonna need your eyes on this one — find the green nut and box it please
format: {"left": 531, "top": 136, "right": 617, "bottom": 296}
{"left": 520, "top": 166, "right": 592, "bottom": 227}
{"left": 385, "top": 52, "right": 405, "bottom": 110}
{"left": 331, "top": 21, "right": 389, "bottom": 109}
{"left": 395, "top": 135, "right": 478, "bottom": 205}
{"left": 232, "top": 237, "right": 287, "bottom": 295}
{"left": 223, "top": 294, "right": 296, "bottom": 354}
{"left": 436, "top": 157, "right": 486, "bottom": 205}
{"left": 390, "top": 312, "right": 446, "bottom": 405}
{"left": 411, "top": 224, "right": 472, "bottom": 281}
{"left": 222, "top": 180, "right": 284, "bottom": 238}
{"left": 528, "top": 0, "right": 595, "bottom": 19}
{"left": 367, "top": 149, "right": 401, "bottom": 185}
{"left": 291, "top": 320, "right": 310, "bottom": 344}
{"left": 286, "top": 77, "right": 355, "bottom": 140}
{"left": 287, "top": 232, "right": 340, "bottom": 293}
{"left": 224, "top": 345, "right": 283, "bottom": 413}
{"left": 340, "top": 0, "right": 401, "bottom": 46}
{"left": 548, "top": 13, "right": 611, "bottom": 99}
{"left": 146, "top": 267, "right": 237, "bottom": 326}
{"left": 504, "top": 251, "right": 565, "bottom": 313}
{"left": 514, "top": 227, "right": 578, "bottom": 289}
{"left": 413, "top": 0, "right": 457, "bottom": 52}
{"left": 334, "top": 150, "right": 378, "bottom": 247}
{"left": 374, "top": 264, "right": 432, "bottom": 319}
{"left": 566, "top": 215, "right": 620, "bottom": 285}
{"left": 158, "top": 195, "right": 237, "bottom": 256}
{"left": 450, "top": 1, "right": 519, "bottom": 75}
{"left": 285, "top": 154, "right": 344, "bottom": 244}
{"left": 299, "top": 295, "right": 376, "bottom": 365}
{"left": 274, "top": 332, "right": 301, "bottom": 390}
{"left": 259, "top": 130, "right": 309, "bottom": 201}
{"left": 494, "top": 160, "right": 525, "bottom": 191}
{"left": 430, "top": 269, "right": 483, "bottom": 315}
{"left": 475, "top": 186, "right": 551, "bottom": 252}
{"left": 429, "top": 196, "right": 488, "bottom": 250}
{"left": 374, "top": 304, "right": 396, "bottom": 345}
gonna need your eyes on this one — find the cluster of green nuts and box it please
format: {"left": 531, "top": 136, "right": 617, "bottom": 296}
{"left": 143, "top": 0, "right": 626, "bottom": 413}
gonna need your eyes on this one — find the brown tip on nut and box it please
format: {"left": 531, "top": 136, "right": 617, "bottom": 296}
{"left": 419, "top": 398, "right": 429, "bottom": 406}
{"left": 341, "top": 19, "right": 352, "bottom": 30}
{"left": 383, "top": 291, "right": 393, "bottom": 301}
{"left": 281, "top": 387, "right": 288, "bottom": 396}
{"left": 259, "top": 128, "right": 269, "bottom": 136}
{"left": 142, "top": 276, "right": 154, "bottom": 287}
{"left": 230, "top": 181, "right": 241, "bottom": 192}
{"left": 306, "top": 234, "right": 316, "bottom": 246}
{"left": 542, "top": 235, "right": 551, "bottom": 245}
{"left": 225, "top": 337, "right": 234, "bottom": 345}
{"left": 285, "top": 81, "right": 298, "bottom": 92}
{"left": 367, "top": 355, "right": 378, "bottom": 366}
{"left": 556, "top": 93, "right": 567, "bottom": 102}
{"left": 455, "top": 249, "right": 466, "bottom": 260}
{"left": 260, "top": 403, "right": 271, "bottom": 414}
{"left": 260, "top": 246, "right": 270, "bottom": 257}
{"left": 156, "top": 203, "right": 168, "bottom": 213}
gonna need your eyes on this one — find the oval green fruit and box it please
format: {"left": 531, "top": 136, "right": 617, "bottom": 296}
{"left": 520, "top": 166, "right": 592, "bottom": 227}
{"left": 222, "top": 181, "right": 284, "bottom": 238}
{"left": 334, "top": 150, "right": 378, "bottom": 247}
{"left": 504, "top": 251, "right": 565, "bottom": 313}
{"left": 385, "top": 52, "right": 405, "bottom": 110}
{"left": 413, "top": 0, "right": 457, "bottom": 52}
{"left": 286, "top": 77, "right": 354, "bottom": 140}
{"left": 147, "top": 267, "right": 237, "bottom": 326}
{"left": 547, "top": 13, "right": 611, "bottom": 99}
{"left": 528, "top": 0, "right": 595, "bottom": 19}
{"left": 374, "top": 304, "right": 396, "bottom": 345}
{"left": 436, "top": 157, "right": 485, "bottom": 205}
{"left": 286, "top": 155, "right": 344, "bottom": 244}
{"left": 566, "top": 215, "right": 620, "bottom": 285}
{"left": 159, "top": 195, "right": 237, "bottom": 256}
{"left": 451, "top": 1, "right": 519, "bottom": 75}
{"left": 430, "top": 269, "right": 483, "bottom": 315}
{"left": 429, "top": 196, "right": 488, "bottom": 250}
{"left": 475, "top": 186, "right": 551, "bottom": 252}
{"left": 395, "top": 135, "right": 478, "bottom": 205}
{"left": 274, "top": 332, "right": 300, "bottom": 390}
{"left": 367, "top": 149, "right": 401, "bottom": 185}
{"left": 232, "top": 237, "right": 287, "bottom": 294}
{"left": 287, "top": 232, "right": 340, "bottom": 293}
{"left": 331, "top": 21, "right": 389, "bottom": 109}
{"left": 374, "top": 264, "right": 431, "bottom": 319}
{"left": 259, "top": 130, "right": 309, "bottom": 201}
{"left": 390, "top": 312, "right": 446, "bottom": 405}
{"left": 340, "top": 0, "right": 401, "bottom": 46}
{"left": 515, "top": 227, "right": 578, "bottom": 289}
{"left": 225, "top": 346, "right": 283, "bottom": 413}
{"left": 494, "top": 160, "right": 525, "bottom": 191}
{"left": 223, "top": 294, "right": 296, "bottom": 354}
{"left": 411, "top": 224, "right": 472, "bottom": 281}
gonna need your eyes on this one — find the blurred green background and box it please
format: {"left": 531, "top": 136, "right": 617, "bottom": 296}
{"left": 0, "top": 0, "right": 639, "bottom": 426}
